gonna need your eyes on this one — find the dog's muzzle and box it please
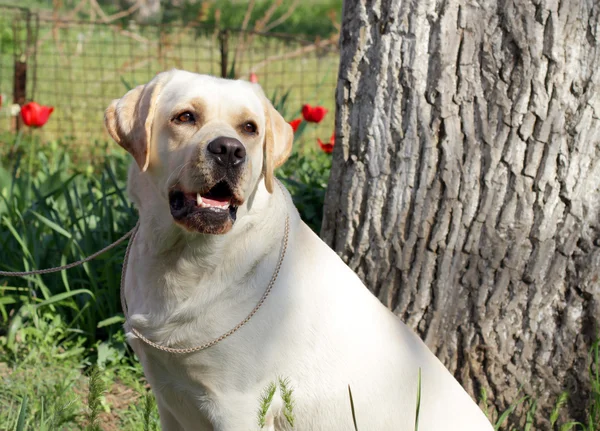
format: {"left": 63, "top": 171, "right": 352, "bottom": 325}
{"left": 167, "top": 136, "right": 246, "bottom": 235}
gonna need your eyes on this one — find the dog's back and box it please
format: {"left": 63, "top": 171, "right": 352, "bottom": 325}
{"left": 269, "top": 216, "right": 493, "bottom": 430}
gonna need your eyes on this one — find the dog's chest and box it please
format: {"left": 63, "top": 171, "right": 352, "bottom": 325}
{"left": 135, "top": 340, "right": 279, "bottom": 430}
{"left": 132, "top": 340, "right": 223, "bottom": 422}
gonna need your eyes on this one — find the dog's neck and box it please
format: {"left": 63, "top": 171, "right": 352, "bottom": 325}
{"left": 124, "top": 171, "right": 289, "bottom": 326}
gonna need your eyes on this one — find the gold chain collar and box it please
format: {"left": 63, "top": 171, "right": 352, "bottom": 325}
{"left": 120, "top": 206, "right": 289, "bottom": 354}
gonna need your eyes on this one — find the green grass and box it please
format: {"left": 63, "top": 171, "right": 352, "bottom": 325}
{"left": 8, "top": 0, "right": 343, "bottom": 39}
{"left": 478, "top": 339, "right": 600, "bottom": 431}
{"left": 163, "top": 0, "right": 342, "bottom": 38}
{"left": 0, "top": 309, "right": 160, "bottom": 430}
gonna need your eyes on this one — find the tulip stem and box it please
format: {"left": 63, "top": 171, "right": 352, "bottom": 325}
{"left": 26, "top": 132, "right": 35, "bottom": 203}
{"left": 11, "top": 129, "right": 23, "bottom": 152}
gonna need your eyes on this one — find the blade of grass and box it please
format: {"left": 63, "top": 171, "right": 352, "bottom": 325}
{"left": 14, "top": 394, "right": 29, "bottom": 431}
{"left": 97, "top": 315, "right": 125, "bottom": 328}
{"left": 551, "top": 392, "right": 569, "bottom": 427}
{"left": 34, "top": 289, "right": 95, "bottom": 308}
{"left": 495, "top": 395, "right": 529, "bottom": 430}
{"left": 143, "top": 392, "right": 156, "bottom": 431}
{"left": 104, "top": 161, "right": 130, "bottom": 209}
{"left": 348, "top": 385, "right": 358, "bottom": 431}
{"left": 86, "top": 367, "right": 106, "bottom": 431}
{"left": 30, "top": 210, "right": 73, "bottom": 239}
{"left": 414, "top": 368, "right": 422, "bottom": 431}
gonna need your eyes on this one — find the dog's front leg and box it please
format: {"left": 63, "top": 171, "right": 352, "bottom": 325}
{"left": 155, "top": 397, "right": 186, "bottom": 431}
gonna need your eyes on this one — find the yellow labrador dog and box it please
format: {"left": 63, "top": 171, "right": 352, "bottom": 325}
{"left": 105, "top": 69, "right": 493, "bottom": 431}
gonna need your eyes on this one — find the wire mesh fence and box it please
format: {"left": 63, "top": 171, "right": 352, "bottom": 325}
{"left": 0, "top": 5, "right": 339, "bottom": 151}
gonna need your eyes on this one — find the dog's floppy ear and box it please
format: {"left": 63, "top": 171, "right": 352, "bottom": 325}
{"left": 262, "top": 95, "right": 293, "bottom": 193}
{"left": 104, "top": 73, "right": 168, "bottom": 172}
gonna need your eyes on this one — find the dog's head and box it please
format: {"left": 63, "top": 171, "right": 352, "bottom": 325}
{"left": 104, "top": 70, "right": 293, "bottom": 235}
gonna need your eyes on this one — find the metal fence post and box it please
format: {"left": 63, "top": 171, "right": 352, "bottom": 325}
{"left": 219, "top": 29, "right": 229, "bottom": 78}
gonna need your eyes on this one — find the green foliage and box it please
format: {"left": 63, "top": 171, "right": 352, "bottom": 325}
{"left": 0, "top": 16, "right": 15, "bottom": 55}
{"left": 164, "top": 0, "right": 342, "bottom": 39}
{"left": 85, "top": 367, "right": 106, "bottom": 431}
{"left": 271, "top": 85, "right": 334, "bottom": 234}
{"left": 3, "top": 306, "right": 86, "bottom": 365}
{"left": 15, "top": 395, "right": 28, "bottom": 431}
{"left": 277, "top": 150, "right": 331, "bottom": 233}
{"left": 0, "top": 311, "right": 84, "bottom": 430}
{"left": 551, "top": 392, "right": 570, "bottom": 428}
{"left": 257, "top": 381, "right": 276, "bottom": 428}
{"left": 493, "top": 393, "right": 531, "bottom": 430}
{"left": 257, "top": 377, "right": 295, "bottom": 429}
{"left": 479, "top": 340, "right": 600, "bottom": 431}
{"left": 143, "top": 393, "right": 159, "bottom": 431}
{"left": 0, "top": 137, "right": 136, "bottom": 346}
{"left": 13, "top": 0, "right": 341, "bottom": 38}
{"left": 95, "top": 332, "right": 129, "bottom": 371}
{"left": 278, "top": 377, "right": 295, "bottom": 428}
{"left": 0, "top": 308, "right": 158, "bottom": 430}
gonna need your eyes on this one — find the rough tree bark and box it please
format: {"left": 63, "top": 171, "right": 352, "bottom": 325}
{"left": 322, "top": 0, "right": 600, "bottom": 425}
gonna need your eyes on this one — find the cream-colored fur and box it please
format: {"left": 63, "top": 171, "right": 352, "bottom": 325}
{"left": 105, "top": 70, "right": 494, "bottom": 431}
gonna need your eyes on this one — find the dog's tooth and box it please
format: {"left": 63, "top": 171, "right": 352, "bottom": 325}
{"left": 197, "top": 194, "right": 210, "bottom": 208}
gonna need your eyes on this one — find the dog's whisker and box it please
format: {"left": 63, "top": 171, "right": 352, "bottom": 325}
{"left": 166, "top": 161, "right": 191, "bottom": 188}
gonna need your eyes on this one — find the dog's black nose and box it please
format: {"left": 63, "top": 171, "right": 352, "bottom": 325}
{"left": 207, "top": 137, "right": 246, "bottom": 167}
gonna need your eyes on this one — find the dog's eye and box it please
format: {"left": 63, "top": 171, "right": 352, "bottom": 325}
{"left": 174, "top": 112, "right": 195, "bottom": 124}
{"left": 242, "top": 122, "right": 257, "bottom": 134}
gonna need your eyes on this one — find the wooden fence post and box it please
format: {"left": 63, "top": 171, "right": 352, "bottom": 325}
{"left": 219, "top": 29, "right": 229, "bottom": 78}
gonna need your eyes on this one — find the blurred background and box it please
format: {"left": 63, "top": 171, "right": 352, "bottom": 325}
{"left": 0, "top": 0, "right": 341, "bottom": 155}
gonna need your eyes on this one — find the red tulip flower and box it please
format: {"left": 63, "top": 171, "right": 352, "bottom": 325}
{"left": 289, "top": 118, "right": 302, "bottom": 133}
{"left": 318, "top": 132, "right": 335, "bottom": 154}
{"left": 20, "top": 102, "right": 54, "bottom": 127}
{"left": 302, "top": 104, "right": 327, "bottom": 123}
{"left": 249, "top": 72, "right": 258, "bottom": 83}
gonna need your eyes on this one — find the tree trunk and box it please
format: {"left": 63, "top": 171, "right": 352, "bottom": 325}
{"left": 322, "top": 0, "right": 600, "bottom": 425}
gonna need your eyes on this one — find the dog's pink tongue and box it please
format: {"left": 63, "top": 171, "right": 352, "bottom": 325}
{"left": 202, "top": 196, "right": 229, "bottom": 206}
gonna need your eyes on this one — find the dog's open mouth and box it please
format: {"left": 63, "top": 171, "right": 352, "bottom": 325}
{"left": 168, "top": 181, "right": 240, "bottom": 234}
{"left": 170, "top": 181, "right": 236, "bottom": 211}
